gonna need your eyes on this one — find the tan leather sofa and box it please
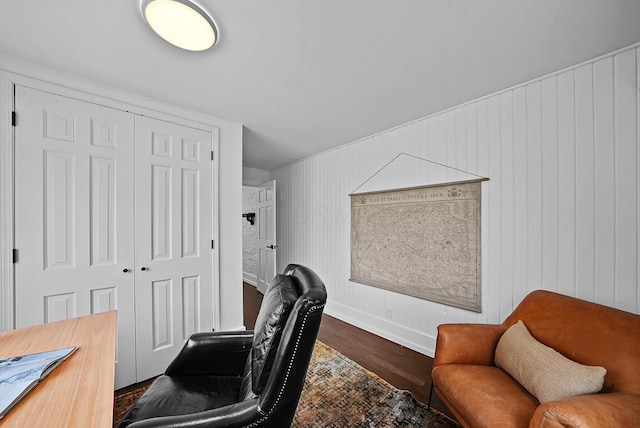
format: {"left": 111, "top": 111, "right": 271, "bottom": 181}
{"left": 431, "top": 290, "right": 640, "bottom": 428}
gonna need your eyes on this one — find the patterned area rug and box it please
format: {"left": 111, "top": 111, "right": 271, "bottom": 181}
{"left": 294, "top": 341, "right": 458, "bottom": 427}
{"left": 114, "top": 341, "right": 459, "bottom": 427}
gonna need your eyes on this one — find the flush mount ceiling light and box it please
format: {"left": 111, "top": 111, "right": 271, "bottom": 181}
{"left": 140, "top": 0, "right": 219, "bottom": 51}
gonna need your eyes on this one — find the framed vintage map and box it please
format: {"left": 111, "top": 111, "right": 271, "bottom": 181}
{"left": 350, "top": 180, "right": 482, "bottom": 312}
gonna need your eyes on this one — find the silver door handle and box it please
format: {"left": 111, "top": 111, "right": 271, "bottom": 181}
{"left": 266, "top": 245, "right": 278, "bottom": 249}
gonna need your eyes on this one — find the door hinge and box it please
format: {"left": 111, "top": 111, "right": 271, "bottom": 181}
{"left": 11, "top": 111, "right": 16, "bottom": 127}
{"left": 12, "top": 249, "right": 18, "bottom": 263}
{"left": 211, "top": 240, "right": 215, "bottom": 249}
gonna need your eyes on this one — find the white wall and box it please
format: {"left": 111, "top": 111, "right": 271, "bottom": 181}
{"left": 243, "top": 166, "right": 271, "bottom": 186}
{"left": 217, "top": 125, "right": 244, "bottom": 331}
{"left": 273, "top": 44, "right": 640, "bottom": 357}
{"left": 242, "top": 186, "right": 258, "bottom": 285}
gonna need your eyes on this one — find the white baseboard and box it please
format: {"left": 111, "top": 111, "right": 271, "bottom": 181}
{"left": 243, "top": 272, "right": 257, "bottom": 286}
{"left": 324, "top": 301, "right": 437, "bottom": 358}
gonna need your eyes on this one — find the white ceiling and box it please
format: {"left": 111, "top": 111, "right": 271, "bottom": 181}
{"left": 1, "top": 1, "right": 639, "bottom": 171}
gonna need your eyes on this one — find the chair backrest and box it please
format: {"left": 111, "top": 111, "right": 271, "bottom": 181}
{"left": 240, "top": 264, "right": 327, "bottom": 426}
{"left": 247, "top": 272, "right": 300, "bottom": 395}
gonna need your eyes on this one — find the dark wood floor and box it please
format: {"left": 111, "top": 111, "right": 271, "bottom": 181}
{"left": 243, "top": 282, "right": 454, "bottom": 420}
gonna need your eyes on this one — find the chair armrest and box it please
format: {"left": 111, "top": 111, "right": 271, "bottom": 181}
{"left": 127, "top": 399, "right": 262, "bottom": 428}
{"left": 530, "top": 392, "right": 640, "bottom": 428}
{"left": 165, "top": 331, "right": 253, "bottom": 377}
{"left": 433, "top": 323, "right": 505, "bottom": 367}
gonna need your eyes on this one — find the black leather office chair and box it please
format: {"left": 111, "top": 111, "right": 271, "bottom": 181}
{"left": 117, "top": 264, "right": 327, "bottom": 428}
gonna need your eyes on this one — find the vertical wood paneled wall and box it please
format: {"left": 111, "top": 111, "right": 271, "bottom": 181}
{"left": 273, "top": 45, "right": 640, "bottom": 356}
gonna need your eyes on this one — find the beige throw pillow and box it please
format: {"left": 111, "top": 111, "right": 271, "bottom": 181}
{"left": 495, "top": 320, "right": 606, "bottom": 403}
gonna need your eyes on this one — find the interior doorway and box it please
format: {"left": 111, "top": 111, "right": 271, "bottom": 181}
{"left": 242, "top": 185, "right": 259, "bottom": 287}
{"left": 242, "top": 179, "right": 276, "bottom": 295}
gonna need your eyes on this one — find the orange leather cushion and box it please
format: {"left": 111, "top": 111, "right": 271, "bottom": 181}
{"left": 432, "top": 364, "right": 537, "bottom": 428}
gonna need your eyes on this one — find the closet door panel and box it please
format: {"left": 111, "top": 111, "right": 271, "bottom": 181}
{"left": 14, "top": 85, "right": 137, "bottom": 388}
{"left": 134, "top": 115, "right": 213, "bottom": 381}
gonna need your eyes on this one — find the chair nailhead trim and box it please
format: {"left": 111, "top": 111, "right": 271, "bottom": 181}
{"left": 245, "top": 302, "right": 325, "bottom": 428}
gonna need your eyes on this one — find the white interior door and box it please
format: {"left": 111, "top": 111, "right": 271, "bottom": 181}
{"left": 134, "top": 115, "right": 214, "bottom": 381}
{"left": 257, "top": 180, "right": 276, "bottom": 294}
{"left": 13, "top": 85, "right": 137, "bottom": 388}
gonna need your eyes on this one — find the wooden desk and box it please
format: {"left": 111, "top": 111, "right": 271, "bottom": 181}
{"left": 0, "top": 311, "right": 117, "bottom": 427}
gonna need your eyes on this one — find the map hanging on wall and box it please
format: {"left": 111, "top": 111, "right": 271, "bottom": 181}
{"left": 350, "top": 180, "right": 482, "bottom": 312}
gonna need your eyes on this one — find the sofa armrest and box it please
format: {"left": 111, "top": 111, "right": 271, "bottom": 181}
{"left": 165, "top": 331, "right": 253, "bottom": 377}
{"left": 433, "top": 323, "right": 505, "bottom": 367}
{"left": 530, "top": 392, "right": 640, "bottom": 428}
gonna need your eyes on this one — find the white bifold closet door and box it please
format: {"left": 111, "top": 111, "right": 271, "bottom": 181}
{"left": 14, "top": 86, "right": 214, "bottom": 388}
{"left": 133, "top": 115, "right": 213, "bottom": 381}
{"left": 14, "top": 85, "right": 137, "bottom": 387}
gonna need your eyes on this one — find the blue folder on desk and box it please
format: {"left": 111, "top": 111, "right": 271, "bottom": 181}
{"left": 0, "top": 346, "right": 78, "bottom": 419}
